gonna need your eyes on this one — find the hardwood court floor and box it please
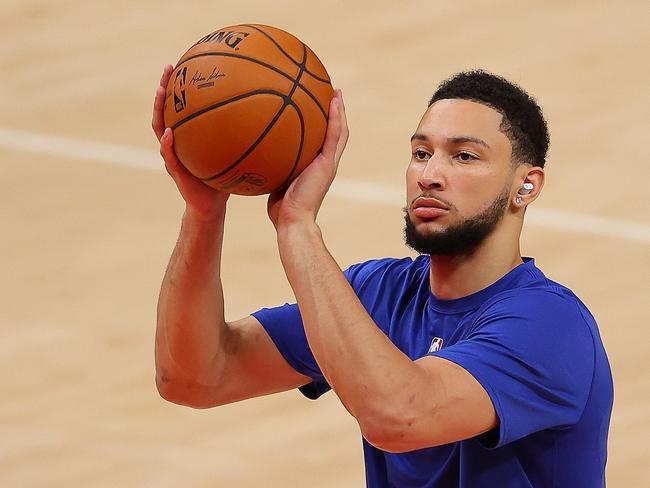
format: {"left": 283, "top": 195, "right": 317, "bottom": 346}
{"left": 2, "top": 1, "right": 649, "bottom": 486}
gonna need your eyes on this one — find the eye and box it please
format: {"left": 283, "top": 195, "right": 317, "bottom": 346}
{"left": 455, "top": 151, "right": 477, "bottom": 162}
{"left": 413, "top": 149, "right": 431, "bottom": 162}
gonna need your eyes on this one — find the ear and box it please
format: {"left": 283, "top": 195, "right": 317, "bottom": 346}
{"left": 512, "top": 166, "right": 545, "bottom": 209}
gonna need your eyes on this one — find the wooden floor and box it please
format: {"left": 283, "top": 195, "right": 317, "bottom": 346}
{"left": 2, "top": 1, "right": 649, "bottom": 486}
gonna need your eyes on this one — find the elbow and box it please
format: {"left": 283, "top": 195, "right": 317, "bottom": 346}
{"left": 156, "top": 374, "right": 216, "bottom": 409}
{"left": 358, "top": 404, "right": 447, "bottom": 453}
{"left": 358, "top": 409, "right": 421, "bottom": 454}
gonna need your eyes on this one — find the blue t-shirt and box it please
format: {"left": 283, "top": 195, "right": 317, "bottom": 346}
{"left": 252, "top": 256, "right": 613, "bottom": 487}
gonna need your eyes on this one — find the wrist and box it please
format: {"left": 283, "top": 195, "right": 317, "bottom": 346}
{"left": 277, "top": 220, "right": 322, "bottom": 250}
{"left": 183, "top": 205, "right": 226, "bottom": 225}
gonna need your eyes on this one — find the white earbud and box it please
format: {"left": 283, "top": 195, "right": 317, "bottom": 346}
{"left": 518, "top": 182, "right": 534, "bottom": 195}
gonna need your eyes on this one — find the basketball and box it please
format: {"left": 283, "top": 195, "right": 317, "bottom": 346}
{"left": 163, "top": 24, "right": 334, "bottom": 195}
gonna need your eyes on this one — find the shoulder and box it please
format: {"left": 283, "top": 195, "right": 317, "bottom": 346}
{"left": 480, "top": 272, "right": 596, "bottom": 328}
{"left": 344, "top": 255, "right": 429, "bottom": 288}
{"left": 472, "top": 279, "right": 600, "bottom": 362}
{"left": 344, "top": 256, "right": 430, "bottom": 311}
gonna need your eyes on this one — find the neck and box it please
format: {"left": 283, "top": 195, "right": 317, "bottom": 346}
{"left": 428, "top": 219, "right": 524, "bottom": 300}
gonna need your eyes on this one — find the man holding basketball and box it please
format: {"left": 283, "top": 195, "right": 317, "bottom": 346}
{"left": 153, "top": 67, "right": 613, "bottom": 487}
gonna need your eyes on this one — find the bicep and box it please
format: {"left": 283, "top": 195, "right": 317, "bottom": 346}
{"left": 411, "top": 355, "right": 498, "bottom": 447}
{"left": 204, "top": 315, "right": 311, "bottom": 407}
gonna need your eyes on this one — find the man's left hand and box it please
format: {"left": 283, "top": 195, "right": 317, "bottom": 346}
{"left": 267, "top": 89, "right": 348, "bottom": 230}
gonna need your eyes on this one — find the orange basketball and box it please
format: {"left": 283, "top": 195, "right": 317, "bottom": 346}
{"left": 163, "top": 24, "right": 334, "bottom": 195}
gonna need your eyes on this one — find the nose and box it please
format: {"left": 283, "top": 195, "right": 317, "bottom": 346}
{"left": 417, "top": 155, "right": 445, "bottom": 192}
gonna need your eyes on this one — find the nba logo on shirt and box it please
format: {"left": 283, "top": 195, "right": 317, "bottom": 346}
{"left": 428, "top": 337, "right": 444, "bottom": 353}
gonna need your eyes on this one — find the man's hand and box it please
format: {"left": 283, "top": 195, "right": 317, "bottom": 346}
{"left": 152, "top": 64, "right": 229, "bottom": 221}
{"left": 267, "top": 90, "right": 348, "bottom": 230}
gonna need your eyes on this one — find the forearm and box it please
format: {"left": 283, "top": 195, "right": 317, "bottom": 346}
{"left": 156, "top": 208, "right": 229, "bottom": 391}
{"left": 277, "top": 223, "right": 429, "bottom": 425}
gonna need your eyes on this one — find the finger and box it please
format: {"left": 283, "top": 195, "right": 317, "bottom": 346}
{"left": 160, "top": 64, "right": 173, "bottom": 88}
{"left": 160, "top": 128, "right": 186, "bottom": 179}
{"left": 153, "top": 65, "right": 174, "bottom": 140}
{"left": 333, "top": 90, "right": 349, "bottom": 164}
{"left": 152, "top": 85, "right": 167, "bottom": 140}
{"left": 320, "top": 94, "right": 342, "bottom": 161}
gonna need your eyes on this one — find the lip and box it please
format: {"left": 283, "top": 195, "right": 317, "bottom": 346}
{"left": 412, "top": 197, "right": 449, "bottom": 211}
{"left": 411, "top": 197, "right": 450, "bottom": 220}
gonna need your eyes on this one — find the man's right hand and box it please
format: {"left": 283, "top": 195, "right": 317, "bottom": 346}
{"left": 153, "top": 66, "right": 310, "bottom": 410}
{"left": 152, "top": 64, "right": 229, "bottom": 221}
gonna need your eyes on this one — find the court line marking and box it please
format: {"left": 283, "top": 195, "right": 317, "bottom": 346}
{"left": 1, "top": 127, "right": 648, "bottom": 244}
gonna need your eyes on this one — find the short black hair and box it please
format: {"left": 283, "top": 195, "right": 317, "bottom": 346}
{"left": 429, "top": 70, "right": 549, "bottom": 168}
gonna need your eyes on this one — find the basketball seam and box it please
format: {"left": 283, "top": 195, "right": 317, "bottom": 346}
{"left": 277, "top": 44, "right": 307, "bottom": 188}
{"left": 171, "top": 89, "right": 282, "bottom": 130}
{"left": 240, "top": 24, "right": 332, "bottom": 84}
{"left": 197, "top": 91, "right": 286, "bottom": 181}
{"left": 174, "top": 52, "right": 329, "bottom": 119}
{"left": 278, "top": 103, "right": 306, "bottom": 190}
{"left": 202, "top": 44, "right": 307, "bottom": 183}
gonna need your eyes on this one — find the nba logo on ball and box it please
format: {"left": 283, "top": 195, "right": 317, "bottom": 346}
{"left": 174, "top": 67, "right": 188, "bottom": 112}
{"left": 428, "top": 337, "right": 444, "bottom": 353}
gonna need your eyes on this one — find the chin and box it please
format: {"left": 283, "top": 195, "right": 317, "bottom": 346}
{"left": 410, "top": 213, "right": 451, "bottom": 229}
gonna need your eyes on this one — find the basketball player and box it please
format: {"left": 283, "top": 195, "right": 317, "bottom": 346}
{"left": 152, "top": 66, "right": 613, "bottom": 487}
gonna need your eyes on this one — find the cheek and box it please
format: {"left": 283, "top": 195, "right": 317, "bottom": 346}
{"left": 454, "top": 173, "right": 507, "bottom": 215}
{"left": 405, "top": 163, "right": 416, "bottom": 184}
{"left": 405, "top": 164, "right": 421, "bottom": 200}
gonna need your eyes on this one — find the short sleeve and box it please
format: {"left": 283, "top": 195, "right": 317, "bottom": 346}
{"left": 252, "top": 303, "right": 331, "bottom": 399}
{"left": 251, "top": 265, "right": 368, "bottom": 399}
{"left": 431, "top": 291, "right": 596, "bottom": 448}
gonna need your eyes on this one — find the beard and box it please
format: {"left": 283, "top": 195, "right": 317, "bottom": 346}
{"left": 403, "top": 186, "right": 511, "bottom": 256}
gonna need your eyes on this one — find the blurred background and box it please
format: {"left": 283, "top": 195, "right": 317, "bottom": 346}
{"left": 2, "top": 0, "right": 649, "bottom": 486}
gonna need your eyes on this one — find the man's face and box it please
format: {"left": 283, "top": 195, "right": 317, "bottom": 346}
{"left": 404, "top": 99, "right": 515, "bottom": 256}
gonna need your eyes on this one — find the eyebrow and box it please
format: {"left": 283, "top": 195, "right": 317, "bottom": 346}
{"left": 410, "top": 133, "right": 491, "bottom": 149}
